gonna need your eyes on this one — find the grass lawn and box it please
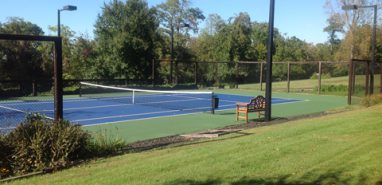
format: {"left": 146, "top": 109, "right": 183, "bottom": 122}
{"left": 7, "top": 104, "right": 382, "bottom": 185}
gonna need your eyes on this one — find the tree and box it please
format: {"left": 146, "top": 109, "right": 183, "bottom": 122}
{"left": 94, "top": 0, "right": 159, "bottom": 80}
{"left": 323, "top": 13, "right": 344, "bottom": 56}
{"left": 157, "top": 0, "right": 205, "bottom": 60}
{"left": 67, "top": 34, "right": 97, "bottom": 79}
{"left": 47, "top": 25, "right": 77, "bottom": 79}
{"left": 229, "top": 12, "right": 253, "bottom": 61}
{"left": 156, "top": 0, "right": 205, "bottom": 84}
{"left": 325, "top": 0, "right": 382, "bottom": 61}
{"left": 251, "top": 22, "right": 271, "bottom": 61}
{"left": 0, "top": 17, "right": 47, "bottom": 94}
{"left": 192, "top": 14, "right": 232, "bottom": 85}
{"left": 195, "top": 14, "right": 230, "bottom": 62}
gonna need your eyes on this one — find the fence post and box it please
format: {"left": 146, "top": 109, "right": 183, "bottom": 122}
{"left": 260, "top": 62, "right": 263, "bottom": 91}
{"left": 318, "top": 61, "right": 322, "bottom": 94}
{"left": 287, "top": 62, "right": 291, "bottom": 93}
{"left": 352, "top": 63, "right": 356, "bottom": 94}
{"left": 152, "top": 59, "right": 155, "bottom": 86}
{"left": 365, "top": 61, "right": 370, "bottom": 96}
{"left": 380, "top": 63, "right": 382, "bottom": 93}
{"left": 194, "top": 62, "right": 198, "bottom": 85}
{"left": 348, "top": 59, "right": 353, "bottom": 105}
{"left": 54, "top": 37, "right": 63, "bottom": 121}
{"left": 235, "top": 62, "right": 239, "bottom": 88}
{"left": 32, "top": 80, "right": 37, "bottom": 96}
{"left": 174, "top": 60, "right": 178, "bottom": 85}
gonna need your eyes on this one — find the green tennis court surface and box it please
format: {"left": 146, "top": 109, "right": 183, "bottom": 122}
{"left": 85, "top": 89, "right": 347, "bottom": 143}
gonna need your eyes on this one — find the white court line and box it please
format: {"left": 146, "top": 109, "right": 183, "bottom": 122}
{"left": 74, "top": 105, "right": 212, "bottom": 122}
{"left": 80, "top": 98, "right": 308, "bottom": 124}
{"left": 36, "top": 97, "right": 211, "bottom": 112}
{"left": 74, "top": 110, "right": 180, "bottom": 122}
{"left": 1, "top": 95, "right": 306, "bottom": 126}
{"left": 0, "top": 105, "right": 54, "bottom": 120}
{"left": 82, "top": 110, "right": 213, "bottom": 127}
{"left": 82, "top": 99, "right": 307, "bottom": 127}
{"left": 0, "top": 105, "right": 27, "bottom": 113}
{"left": 0, "top": 126, "right": 17, "bottom": 130}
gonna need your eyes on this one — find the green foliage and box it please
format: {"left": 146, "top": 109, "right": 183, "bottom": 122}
{"left": 229, "top": 12, "right": 252, "bottom": 61}
{"left": 65, "top": 34, "right": 97, "bottom": 79}
{"left": 2, "top": 114, "right": 91, "bottom": 176}
{"left": 327, "top": 0, "right": 382, "bottom": 62}
{"left": 94, "top": 0, "right": 159, "bottom": 80}
{"left": 0, "top": 135, "right": 13, "bottom": 178}
{"left": 323, "top": 12, "right": 344, "bottom": 57}
{"left": 157, "top": 0, "right": 205, "bottom": 44}
{"left": 0, "top": 114, "right": 130, "bottom": 179}
{"left": 0, "top": 18, "right": 48, "bottom": 95}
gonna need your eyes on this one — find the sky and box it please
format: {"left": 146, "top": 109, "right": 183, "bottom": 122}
{"left": 0, "top": 0, "right": 332, "bottom": 44}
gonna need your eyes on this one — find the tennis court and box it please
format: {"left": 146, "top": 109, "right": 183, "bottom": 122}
{"left": 0, "top": 85, "right": 302, "bottom": 131}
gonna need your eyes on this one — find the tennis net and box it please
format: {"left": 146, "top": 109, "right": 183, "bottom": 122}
{"left": 79, "top": 82, "right": 216, "bottom": 113}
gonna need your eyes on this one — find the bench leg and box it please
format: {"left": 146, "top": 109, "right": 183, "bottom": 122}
{"left": 245, "top": 112, "right": 248, "bottom": 123}
{"left": 236, "top": 108, "right": 238, "bottom": 121}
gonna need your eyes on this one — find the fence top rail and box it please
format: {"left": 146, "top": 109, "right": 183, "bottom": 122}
{"left": 0, "top": 33, "right": 60, "bottom": 42}
{"left": 351, "top": 59, "right": 382, "bottom": 63}
{"left": 0, "top": 79, "right": 145, "bottom": 83}
{"left": 155, "top": 59, "right": 349, "bottom": 64}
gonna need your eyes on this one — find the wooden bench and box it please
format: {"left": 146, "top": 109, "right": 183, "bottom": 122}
{"left": 236, "top": 95, "right": 266, "bottom": 123}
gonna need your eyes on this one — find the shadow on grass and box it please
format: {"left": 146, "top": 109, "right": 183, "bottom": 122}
{"left": 216, "top": 112, "right": 236, "bottom": 115}
{"left": 163, "top": 170, "right": 381, "bottom": 185}
{"left": 163, "top": 179, "right": 222, "bottom": 185}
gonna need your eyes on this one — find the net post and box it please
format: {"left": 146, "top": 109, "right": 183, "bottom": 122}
{"left": 211, "top": 92, "right": 215, "bottom": 114}
{"left": 132, "top": 90, "right": 135, "bottom": 104}
{"left": 79, "top": 82, "right": 82, "bottom": 97}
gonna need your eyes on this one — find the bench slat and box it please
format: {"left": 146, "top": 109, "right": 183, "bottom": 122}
{"left": 236, "top": 95, "right": 266, "bottom": 123}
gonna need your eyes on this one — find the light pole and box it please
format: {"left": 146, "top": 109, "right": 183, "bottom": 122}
{"left": 342, "top": 4, "right": 377, "bottom": 94}
{"left": 58, "top": 5, "right": 77, "bottom": 37}
{"left": 265, "top": 0, "right": 275, "bottom": 122}
{"left": 170, "top": 24, "right": 174, "bottom": 84}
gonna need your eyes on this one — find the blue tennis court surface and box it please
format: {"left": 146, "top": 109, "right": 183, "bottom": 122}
{"left": 0, "top": 93, "right": 302, "bottom": 130}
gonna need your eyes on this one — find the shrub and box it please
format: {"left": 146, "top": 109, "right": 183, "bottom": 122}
{"left": 1, "top": 114, "right": 127, "bottom": 179}
{"left": 89, "top": 129, "right": 125, "bottom": 156}
{"left": 314, "top": 84, "right": 348, "bottom": 95}
{"left": 360, "top": 94, "right": 382, "bottom": 107}
{"left": 0, "top": 135, "right": 13, "bottom": 178}
{"left": 3, "top": 114, "right": 92, "bottom": 176}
